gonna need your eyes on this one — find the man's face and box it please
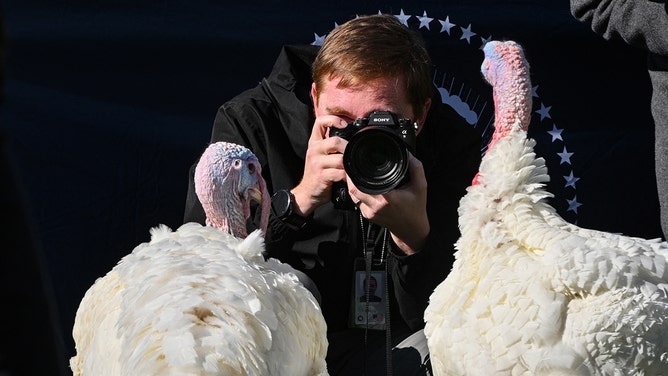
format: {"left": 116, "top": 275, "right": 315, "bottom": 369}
{"left": 367, "top": 277, "right": 377, "bottom": 294}
{"left": 312, "top": 75, "right": 418, "bottom": 127}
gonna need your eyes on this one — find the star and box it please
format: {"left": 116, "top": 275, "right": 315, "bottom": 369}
{"left": 395, "top": 9, "right": 411, "bottom": 26}
{"left": 557, "top": 146, "right": 574, "bottom": 165}
{"left": 547, "top": 124, "right": 563, "bottom": 142}
{"left": 459, "top": 24, "right": 476, "bottom": 43}
{"left": 417, "top": 10, "right": 433, "bottom": 30}
{"left": 532, "top": 85, "right": 539, "bottom": 98}
{"left": 438, "top": 16, "right": 455, "bottom": 35}
{"left": 535, "top": 102, "right": 552, "bottom": 121}
{"left": 311, "top": 33, "right": 326, "bottom": 46}
{"left": 479, "top": 35, "right": 492, "bottom": 49}
{"left": 566, "top": 195, "right": 583, "bottom": 214}
{"left": 563, "top": 171, "right": 580, "bottom": 189}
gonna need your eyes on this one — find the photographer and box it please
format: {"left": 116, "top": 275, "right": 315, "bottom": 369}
{"left": 184, "top": 14, "right": 481, "bottom": 375}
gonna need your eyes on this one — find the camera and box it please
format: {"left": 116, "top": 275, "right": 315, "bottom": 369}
{"left": 330, "top": 111, "right": 417, "bottom": 210}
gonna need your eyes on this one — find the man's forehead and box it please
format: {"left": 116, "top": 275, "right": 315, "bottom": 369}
{"left": 318, "top": 75, "right": 412, "bottom": 118}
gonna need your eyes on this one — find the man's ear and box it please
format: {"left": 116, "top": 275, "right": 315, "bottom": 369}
{"left": 415, "top": 98, "right": 432, "bottom": 135}
{"left": 311, "top": 82, "right": 318, "bottom": 108}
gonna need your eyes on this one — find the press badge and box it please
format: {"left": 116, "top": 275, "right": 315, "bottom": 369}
{"left": 349, "top": 257, "right": 387, "bottom": 330}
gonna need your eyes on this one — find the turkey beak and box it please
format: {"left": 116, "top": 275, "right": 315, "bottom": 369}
{"left": 248, "top": 187, "right": 263, "bottom": 205}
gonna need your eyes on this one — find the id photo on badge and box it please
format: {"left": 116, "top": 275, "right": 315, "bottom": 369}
{"left": 358, "top": 272, "right": 383, "bottom": 302}
{"left": 354, "top": 271, "right": 385, "bottom": 327}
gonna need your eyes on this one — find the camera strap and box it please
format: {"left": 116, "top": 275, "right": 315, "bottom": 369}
{"left": 358, "top": 214, "right": 393, "bottom": 376}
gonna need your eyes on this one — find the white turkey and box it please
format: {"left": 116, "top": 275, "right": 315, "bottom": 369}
{"left": 70, "top": 142, "right": 329, "bottom": 376}
{"left": 423, "top": 40, "right": 668, "bottom": 375}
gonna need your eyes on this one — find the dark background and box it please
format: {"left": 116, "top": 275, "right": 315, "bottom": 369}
{"left": 0, "top": 1, "right": 663, "bottom": 375}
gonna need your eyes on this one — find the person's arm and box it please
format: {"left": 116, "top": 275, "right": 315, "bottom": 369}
{"left": 570, "top": 0, "right": 668, "bottom": 55}
{"left": 389, "top": 233, "right": 454, "bottom": 330}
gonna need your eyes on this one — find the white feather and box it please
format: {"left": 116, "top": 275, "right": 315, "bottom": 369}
{"left": 424, "top": 41, "right": 668, "bottom": 376}
{"left": 71, "top": 223, "right": 329, "bottom": 375}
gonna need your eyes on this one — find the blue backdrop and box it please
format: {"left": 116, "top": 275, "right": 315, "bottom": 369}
{"left": 0, "top": 1, "right": 663, "bottom": 375}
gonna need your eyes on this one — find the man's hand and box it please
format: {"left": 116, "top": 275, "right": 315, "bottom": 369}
{"left": 291, "top": 116, "right": 349, "bottom": 217}
{"left": 347, "top": 153, "right": 430, "bottom": 255}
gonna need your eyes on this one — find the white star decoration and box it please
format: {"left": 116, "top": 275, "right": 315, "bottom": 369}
{"left": 459, "top": 24, "right": 476, "bottom": 43}
{"left": 439, "top": 16, "right": 455, "bottom": 35}
{"left": 480, "top": 35, "right": 492, "bottom": 49}
{"left": 311, "top": 33, "right": 326, "bottom": 46}
{"left": 547, "top": 124, "right": 563, "bottom": 142}
{"left": 527, "top": 81, "right": 580, "bottom": 218}
{"left": 563, "top": 171, "right": 580, "bottom": 189}
{"left": 536, "top": 102, "right": 552, "bottom": 121}
{"left": 567, "top": 196, "right": 583, "bottom": 214}
{"left": 395, "top": 9, "right": 411, "bottom": 26}
{"left": 557, "top": 146, "right": 574, "bottom": 165}
{"left": 417, "top": 11, "right": 433, "bottom": 30}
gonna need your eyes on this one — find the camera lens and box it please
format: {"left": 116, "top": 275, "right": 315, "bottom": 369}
{"left": 343, "top": 127, "right": 409, "bottom": 194}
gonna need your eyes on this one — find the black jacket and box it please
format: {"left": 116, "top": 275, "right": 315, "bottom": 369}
{"left": 184, "top": 44, "right": 481, "bottom": 334}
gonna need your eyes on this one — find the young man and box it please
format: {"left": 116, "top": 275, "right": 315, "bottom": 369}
{"left": 184, "top": 14, "right": 481, "bottom": 374}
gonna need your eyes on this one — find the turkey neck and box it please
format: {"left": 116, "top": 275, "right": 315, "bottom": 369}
{"left": 206, "top": 201, "right": 248, "bottom": 238}
{"left": 487, "top": 51, "right": 532, "bottom": 153}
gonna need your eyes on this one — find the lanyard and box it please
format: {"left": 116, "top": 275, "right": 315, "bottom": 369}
{"left": 359, "top": 214, "right": 393, "bottom": 376}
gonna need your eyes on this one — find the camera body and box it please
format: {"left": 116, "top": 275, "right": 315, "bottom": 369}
{"left": 330, "top": 111, "right": 417, "bottom": 210}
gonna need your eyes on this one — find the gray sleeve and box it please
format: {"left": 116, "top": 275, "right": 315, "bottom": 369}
{"left": 570, "top": 0, "right": 668, "bottom": 55}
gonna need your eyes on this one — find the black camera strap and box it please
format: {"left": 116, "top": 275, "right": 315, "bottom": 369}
{"left": 358, "top": 213, "right": 393, "bottom": 376}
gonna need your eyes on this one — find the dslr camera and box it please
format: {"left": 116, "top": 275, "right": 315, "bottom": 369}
{"left": 330, "top": 111, "right": 417, "bottom": 210}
